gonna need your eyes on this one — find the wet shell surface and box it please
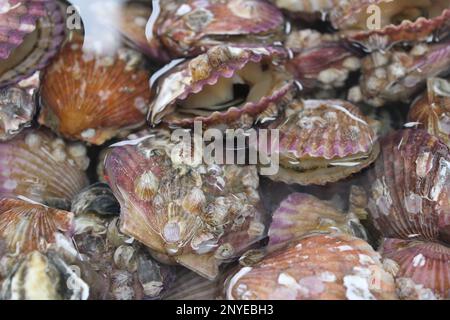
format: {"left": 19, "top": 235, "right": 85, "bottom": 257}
{"left": 0, "top": 129, "right": 90, "bottom": 208}
{"left": 380, "top": 238, "right": 450, "bottom": 300}
{"left": 0, "top": 0, "right": 65, "bottom": 87}
{"left": 0, "top": 85, "right": 35, "bottom": 141}
{"left": 148, "top": 45, "right": 293, "bottom": 130}
{"left": 0, "top": 198, "right": 74, "bottom": 254}
{"left": 38, "top": 35, "right": 151, "bottom": 145}
{"left": 330, "top": 0, "right": 450, "bottom": 51}
{"left": 408, "top": 77, "right": 450, "bottom": 148}
{"left": 225, "top": 233, "right": 397, "bottom": 300}
{"left": 268, "top": 193, "right": 367, "bottom": 248}
{"left": 263, "top": 99, "right": 379, "bottom": 185}
{"left": 273, "top": 0, "right": 338, "bottom": 14}
{"left": 0, "top": 250, "right": 89, "bottom": 300}
{"left": 149, "top": 0, "right": 285, "bottom": 58}
{"left": 366, "top": 129, "right": 450, "bottom": 243}
{"left": 358, "top": 41, "right": 450, "bottom": 107}
{"left": 104, "top": 129, "right": 268, "bottom": 280}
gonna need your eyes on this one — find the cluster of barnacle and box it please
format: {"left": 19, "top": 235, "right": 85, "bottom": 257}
{"left": 0, "top": 0, "right": 449, "bottom": 300}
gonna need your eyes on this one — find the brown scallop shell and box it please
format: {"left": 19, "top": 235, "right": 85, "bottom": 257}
{"left": 38, "top": 35, "right": 151, "bottom": 145}
{"left": 104, "top": 129, "right": 269, "bottom": 280}
{"left": 0, "top": 198, "right": 74, "bottom": 254}
{"left": 380, "top": 238, "right": 450, "bottom": 299}
{"left": 366, "top": 129, "right": 450, "bottom": 243}
{"left": 268, "top": 193, "right": 367, "bottom": 248}
{"left": 408, "top": 77, "right": 450, "bottom": 147}
{"left": 0, "top": 129, "right": 89, "bottom": 207}
{"left": 262, "top": 99, "right": 379, "bottom": 185}
{"left": 225, "top": 233, "right": 398, "bottom": 300}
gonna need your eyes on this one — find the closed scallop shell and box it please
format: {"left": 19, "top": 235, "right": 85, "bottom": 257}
{"left": 366, "top": 129, "right": 450, "bottom": 243}
{"left": 0, "top": 129, "right": 89, "bottom": 207}
{"left": 38, "top": 35, "right": 151, "bottom": 145}
{"left": 0, "top": 198, "right": 74, "bottom": 254}
{"left": 380, "top": 238, "right": 450, "bottom": 300}
{"left": 263, "top": 99, "right": 379, "bottom": 185}
{"left": 225, "top": 233, "right": 397, "bottom": 300}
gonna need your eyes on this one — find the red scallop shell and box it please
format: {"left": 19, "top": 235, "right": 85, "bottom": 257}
{"left": 381, "top": 238, "right": 450, "bottom": 299}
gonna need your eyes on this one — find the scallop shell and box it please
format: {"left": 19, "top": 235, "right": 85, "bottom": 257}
{"left": 38, "top": 35, "right": 151, "bottom": 145}
{"left": 104, "top": 129, "right": 268, "bottom": 280}
{"left": 380, "top": 238, "right": 450, "bottom": 300}
{"left": 0, "top": 85, "right": 35, "bottom": 141}
{"left": 148, "top": 45, "right": 294, "bottom": 130}
{"left": 150, "top": 0, "right": 285, "bottom": 58}
{"left": 0, "top": 129, "right": 90, "bottom": 207}
{"left": 0, "top": 0, "right": 65, "bottom": 86}
{"left": 263, "top": 99, "right": 379, "bottom": 185}
{"left": 330, "top": 0, "right": 450, "bottom": 52}
{"left": 0, "top": 250, "right": 89, "bottom": 300}
{"left": 225, "top": 233, "right": 398, "bottom": 300}
{"left": 268, "top": 193, "right": 367, "bottom": 248}
{"left": 408, "top": 77, "right": 450, "bottom": 147}
{"left": 0, "top": 198, "right": 74, "bottom": 254}
{"left": 366, "top": 129, "right": 450, "bottom": 243}
{"left": 285, "top": 30, "right": 362, "bottom": 91}
{"left": 164, "top": 268, "right": 222, "bottom": 300}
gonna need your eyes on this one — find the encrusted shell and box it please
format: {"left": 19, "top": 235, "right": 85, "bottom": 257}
{"left": 104, "top": 129, "right": 268, "bottom": 280}
{"left": 330, "top": 0, "right": 450, "bottom": 52}
{"left": 408, "top": 77, "right": 450, "bottom": 147}
{"left": 0, "top": 0, "right": 65, "bottom": 87}
{"left": 0, "top": 251, "right": 89, "bottom": 300}
{"left": 285, "top": 30, "right": 361, "bottom": 91}
{"left": 268, "top": 193, "right": 367, "bottom": 248}
{"left": 149, "top": 0, "right": 285, "bottom": 58}
{"left": 148, "top": 45, "right": 293, "bottom": 130}
{"left": 380, "top": 238, "right": 450, "bottom": 300}
{"left": 225, "top": 233, "right": 397, "bottom": 300}
{"left": 366, "top": 129, "right": 450, "bottom": 243}
{"left": 0, "top": 198, "right": 74, "bottom": 254}
{"left": 0, "top": 129, "right": 90, "bottom": 208}
{"left": 0, "top": 85, "right": 35, "bottom": 141}
{"left": 38, "top": 35, "right": 151, "bottom": 145}
{"left": 263, "top": 99, "right": 379, "bottom": 185}
{"left": 71, "top": 183, "right": 120, "bottom": 217}
{"left": 359, "top": 41, "right": 450, "bottom": 107}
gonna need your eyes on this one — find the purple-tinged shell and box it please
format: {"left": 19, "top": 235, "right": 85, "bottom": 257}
{"left": 0, "top": 85, "right": 35, "bottom": 141}
{"left": 359, "top": 41, "right": 450, "bottom": 107}
{"left": 225, "top": 233, "right": 398, "bottom": 300}
{"left": 148, "top": 0, "right": 285, "bottom": 58}
{"left": 285, "top": 30, "right": 362, "bottom": 91}
{"left": 408, "top": 77, "right": 450, "bottom": 148}
{"left": 380, "top": 238, "right": 450, "bottom": 300}
{"left": 330, "top": 0, "right": 450, "bottom": 52}
{"left": 268, "top": 193, "right": 367, "bottom": 249}
{"left": 262, "top": 99, "right": 379, "bottom": 186}
{"left": 104, "top": 129, "right": 269, "bottom": 280}
{"left": 148, "top": 45, "right": 294, "bottom": 130}
{"left": 366, "top": 129, "right": 450, "bottom": 243}
{"left": 0, "top": 0, "right": 65, "bottom": 87}
{"left": 0, "top": 129, "right": 90, "bottom": 208}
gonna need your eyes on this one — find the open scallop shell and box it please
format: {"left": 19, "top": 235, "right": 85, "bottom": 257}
{"left": 262, "top": 99, "right": 379, "bottom": 185}
{"left": 330, "top": 0, "right": 450, "bottom": 52}
{"left": 225, "top": 233, "right": 397, "bottom": 300}
{"left": 268, "top": 193, "right": 367, "bottom": 248}
{"left": 366, "top": 129, "right": 450, "bottom": 243}
{"left": 380, "top": 238, "right": 450, "bottom": 300}
{"left": 0, "top": 129, "right": 89, "bottom": 207}
{"left": 408, "top": 77, "right": 450, "bottom": 147}
{"left": 38, "top": 35, "right": 151, "bottom": 145}
{"left": 149, "top": 0, "right": 285, "bottom": 58}
{"left": 0, "top": 198, "right": 74, "bottom": 254}
{"left": 0, "top": 0, "right": 65, "bottom": 87}
{"left": 148, "top": 45, "right": 294, "bottom": 130}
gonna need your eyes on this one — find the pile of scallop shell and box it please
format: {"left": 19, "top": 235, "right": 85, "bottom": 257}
{"left": 0, "top": 0, "right": 449, "bottom": 300}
